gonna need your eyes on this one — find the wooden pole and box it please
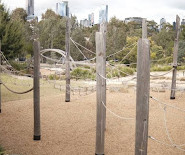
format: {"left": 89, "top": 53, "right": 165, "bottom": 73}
{"left": 100, "top": 22, "right": 107, "bottom": 132}
{"left": 170, "top": 15, "right": 180, "bottom": 99}
{"left": 95, "top": 31, "right": 106, "bottom": 155}
{"left": 135, "top": 19, "right": 150, "bottom": 155}
{"left": 33, "top": 40, "right": 41, "bottom": 140}
{"left": 65, "top": 6, "right": 71, "bottom": 102}
{"left": 0, "top": 40, "right": 1, "bottom": 113}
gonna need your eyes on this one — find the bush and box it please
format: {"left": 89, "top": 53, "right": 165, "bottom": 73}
{"left": 150, "top": 65, "right": 172, "bottom": 71}
{"left": 177, "top": 66, "right": 185, "bottom": 70}
{"left": 71, "top": 67, "right": 95, "bottom": 80}
{"left": 0, "top": 145, "right": 4, "bottom": 155}
{"left": 10, "top": 61, "right": 27, "bottom": 71}
{"left": 48, "top": 74, "right": 60, "bottom": 80}
{"left": 107, "top": 66, "right": 134, "bottom": 78}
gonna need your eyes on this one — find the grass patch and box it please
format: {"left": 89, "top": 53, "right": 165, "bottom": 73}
{"left": 71, "top": 67, "right": 95, "bottom": 80}
{"left": 177, "top": 65, "right": 185, "bottom": 70}
{"left": 1, "top": 74, "right": 63, "bottom": 102}
{"left": 1, "top": 73, "right": 94, "bottom": 102}
{"left": 0, "top": 145, "right": 5, "bottom": 155}
{"left": 107, "top": 66, "right": 134, "bottom": 78}
{"left": 150, "top": 65, "right": 172, "bottom": 71}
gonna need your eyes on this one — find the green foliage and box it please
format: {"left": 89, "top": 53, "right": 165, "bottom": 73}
{"left": 177, "top": 66, "right": 185, "bottom": 70}
{"left": 11, "top": 8, "right": 27, "bottom": 22}
{"left": 38, "top": 9, "right": 66, "bottom": 50}
{"left": 107, "top": 66, "right": 134, "bottom": 78}
{"left": 150, "top": 65, "right": 172, "bottom": 71}
{"left": 0, "top": 145, "right": 5, "bottom": 155}
{"left": 71, "top": 67, "right": 95, "bottom": 80}
{"left": 0, "top": 3, "right": 181, "bottom": 66}
{"left": 10, "top": 61, "right": 27, "bottom": 71}
{"left": 178, "top": 41, "right": 185, "bottom": 63}
{"left": 115, "top": 36, "right": 138, "bottom": 64}
{"left": 70, "top": 28, "right": 86, "bottom": 61}
{"left": 2, "top": 21, "right": 24, "bottom": 59}
{"left": 152, "top": 28, "right": 175, "bottom": 57}
{"left": 48, "top": 74, "right": 60, "bottom": 80}
{"left": 107, "top": 17, "right": 127, "bottom": 57}
{"left": 0, "top": 3, "right": 10, "bottom": 41}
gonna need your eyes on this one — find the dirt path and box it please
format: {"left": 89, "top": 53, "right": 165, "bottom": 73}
{"left": 0, "top": 90, "right": 185, "bottom": 155}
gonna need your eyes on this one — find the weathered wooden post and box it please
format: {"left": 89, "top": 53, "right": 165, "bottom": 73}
{"left": 100, "top": 22, "right": 107, "bottom": 132}
{"left": 33, "top": 40, "right": 41, "bottom": 140}
{"left": 0, "top": 40, "right": 1, "bottom": 113}
{"left": 170, "top": 15, "right": 180, "bottom": 99}
{"left": 135, "top": 19, "right": 150, "bottom": 155}
{"left": 95, "top": 25, "right": 106, "bottom": 155}
{"left": 65, "top": 5, "right": 71, "bottom": 102}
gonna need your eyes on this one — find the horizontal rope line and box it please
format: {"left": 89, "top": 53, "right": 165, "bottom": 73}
{"left": 1, "top": 81, "right": 33, "bottom": 94}
{"left": 102, "top": 101, "right": 134, "bottom": 120}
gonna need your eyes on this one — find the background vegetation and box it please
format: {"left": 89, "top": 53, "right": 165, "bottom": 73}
{"left": 1, "top": 2, "right": 185, "bottom": 69}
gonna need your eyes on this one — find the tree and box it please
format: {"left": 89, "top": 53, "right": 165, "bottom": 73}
{"left": 152, "top": 27, "right": 175, "bottom": 57}
{"left": 41, "top": 9, "right": 60, "bottom": 20}
{"left": 70, "top": 28, "right": 86, "bottom": 61}
{"left": 2, "top": 21, "right": 24, "bottom": 58}
{"left": 0, "top": 3, "right": 9, "bottom": 41}
{"left": 178, "top": 41, "right": 185, "bottom": 63}
{"left": 39, "top": 9, "right": 66, "bottom": 50}
{"left": 11, "top": 8, "right": 27, "bottom": 23}
{"left": 107, "top": 17, "right": 127, "bottom": 58}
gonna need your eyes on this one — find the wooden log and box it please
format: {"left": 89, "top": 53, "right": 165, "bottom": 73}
{"left": 65, "top": 6, "right": 71, "bottom": 102}
{"left": 95, "top": 32, "right": 106, "bottom": 155}
{"left": 0, "top": 40, "right": 1, "bottom": 113}
{"left": 170, "top": 15, "right": 180, "bottom": 99}
{"left": 33, "top": 40, "right": 41, "bottom": 140}
{"left": 135, "top": 19, "right": 150, "bottom": 155}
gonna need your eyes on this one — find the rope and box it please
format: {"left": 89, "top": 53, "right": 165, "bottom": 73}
{"left": 106, "top": 43, "right": 137, "bottom": 59}
{"left": 150, "top": 96, "right": 185, "bottom": 113}
{"left": 40, "top": 53, "right": 63, "bottom": 63}
{"left": 119, "top": 43, "right": 137, "bottom": 63}
{"left": 102, "top": 101, "right": 134, "bottom": 120}
{"left": 71, "top": 38, "right": 88, "bottom": 60}
{"left": 1, "top": 81, "right": 33, "bottom": 94}
{"left": 150, "top": 96, "right": 185, "bottom": 150}
{"left": 70, "top": 38, "right": 96, "bottom": 55}
{"left": 150, "top": 69, "right": 174, "bottom": 77}
{"left": 148, "top": 136, "right": 185, "bottom": 152}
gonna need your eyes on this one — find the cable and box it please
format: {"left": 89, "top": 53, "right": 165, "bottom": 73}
{"left": 71, "top": 39, "right": 88, "bottom": 60}
{"left": 150, "top": 96, "right": 185, "bottom": 113}
{"left": 150, "top": 69, "right": 174, "bottom": 77}
{"left": 70, "top": 38, "right": 96, "bottom": 55}
{"left": 1, "top": 81, "right": 33, "bottom": 94}
{"left": 102, "top": 101, "right": 134, "bottom": 120}
{"left": 106, "top": 42, "right": 137, "bottom": 59}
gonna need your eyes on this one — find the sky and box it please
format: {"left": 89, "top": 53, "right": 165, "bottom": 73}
{"left": 1, "top": 0, "right": 185, "bottom": 24}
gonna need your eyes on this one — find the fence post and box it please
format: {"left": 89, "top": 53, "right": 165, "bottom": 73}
{"left": 33, "top": 40, "right": 41, "bottom": 140}
{"left": 0, "top": 40, "right": 1, "bottom": 113}
{"left": 65, "top": 6, "right": 71, "bottom": 102}
{"left": 95, "top": 30, "right": 106, "bottom": 155}
{"left": 135, "top": 19, "right": 150, "bottom": 155}
{"left": 170, "top": 15, "right": 180, "bottom": 99}
{"left": 100, "top": 22, "right": 107, "bottom": 132}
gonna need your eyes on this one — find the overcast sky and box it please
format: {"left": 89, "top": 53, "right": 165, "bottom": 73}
{"left": 2, "top": 0, "right": 185, "bottom": 24}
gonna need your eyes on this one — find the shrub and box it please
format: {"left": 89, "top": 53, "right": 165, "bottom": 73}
{"left": 48, "top": 74, "right": 60, "bottom": 80}
{"left": 0, "top": 145, "right": 4, "bottom": 155}
{"left": 71, "top": 67, "right": 95, "bottom": 80}
{"left": 177, "top": 66, "right": 185, "bottom": 70}
{"left": 150, "top": 65, "right": 172, "bottom": 71}
{"left": 10, "top": 61, "right": 27, "bottom": 71}
{"left": 107, "top": 66, "right": 134, "bottom": 78}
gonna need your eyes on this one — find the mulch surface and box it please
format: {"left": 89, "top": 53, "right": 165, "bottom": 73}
{"left": 0, "top": 90, "right": 185, "bottom": 155}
